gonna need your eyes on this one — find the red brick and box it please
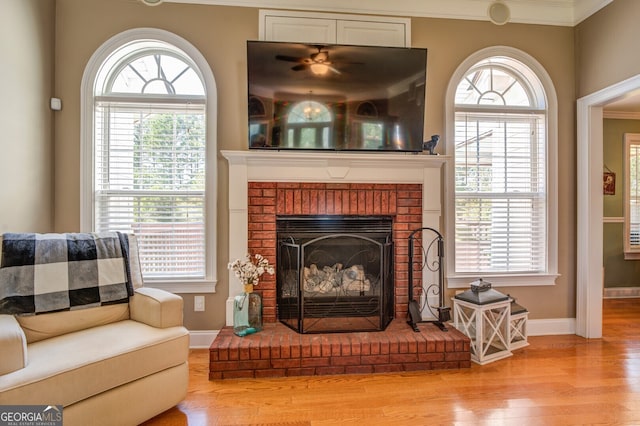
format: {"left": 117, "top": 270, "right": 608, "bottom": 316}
{"left": 380, "top": 338, "right": 390, "bottom": 355}
{"left": 390, "top": 353, "right": 418, "bottom": 363}
{"left": 270, "top": 339, "right": 281, "bottom": 359}
{"left": 286, "top": 368, "right": 317, "bottom": 377}
{"left": 249, "top": 343, "right": 261, "bottom": 359}
{"left": 373, "top": 364, "right": 403, "bottom": 373}
{"left": 209, "top": 360, "right": 240, "bottom": 372}
{"left": 238, "top": 340, "right": 251, "bottom": 360}
{"left": 276, "top": 182, "right": 300, "bottom": 189}
{"left": 255, "top": 368, "right": 286, "bottom": 378}
{"left": 301, "top": 340, "right": 312, "bottom": 358}
{"left": 403, "top": 362, "right": 431, "bottom": 372}
{"left": 326, "top": 183, "right": 350, "bottom": 190}
{"left": 419, "top": 352, "right": 445, "bottom": 362}
{"left": 271, "top": 358, "right": 301, "bottom": 369}
{"left": 350, "top": 339, "right": 361, "bottom": 356}
{"left": 238, "top": 359, "right": 271, "bottom": 370}
{"left": 361, "top": 354, "right": 390, "bottom": 365}
{"left": 334, "top": 191, "right": 343, "bottom": 214}
{"left": 311, "top": 336, "right": 322, "bottom": 357}
{"left": 322, "top": 336, "right": 332, "bottom": 357}
{"left": 331, "top": 339, "right": 341, "bottom": 356}
{"left": 290, "top": 340, "right": 301, "bottom": 358}
{"left": 331, "top": 355, "right": 362, "bottom": 366}
{"left": 445, "top": 352, "right": 471, "bottom": 362}
{"left": 302, "top": 190, "right": 310, "bottom": 214}
{"left": 301, "top": 357, "right": 330, "bottom": 367}
{"left": 223, "top": 370, "right": 255, "bottom": 379}
{"left": 341, "top": 335, "right": 352, "bottom": 356}
{"left": 316, "top": 366, "right": 346, "bottom": 375}
{"left": 345, "top": 365, "right": 374, "bottom": 374}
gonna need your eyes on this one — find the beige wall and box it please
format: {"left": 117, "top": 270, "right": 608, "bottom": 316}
{"left": 411, "top": 18, "right": 577, "bottom": 320}
{"left": 51, "top": 0, "right": 577, "bottom": 329}
{"left": 576, "top": 0, "right": 640, "bottom": 98}
{"left": 0, "top": 0, "right": 55, "bottom": 233}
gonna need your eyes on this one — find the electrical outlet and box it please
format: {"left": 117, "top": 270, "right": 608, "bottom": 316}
{"left": 194, "top": 296, "right": 205, "bottom": 312}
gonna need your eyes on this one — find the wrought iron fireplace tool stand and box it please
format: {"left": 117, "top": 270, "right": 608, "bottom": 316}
{"left": 407, "top": 227, "right": 451, "bottom": 332}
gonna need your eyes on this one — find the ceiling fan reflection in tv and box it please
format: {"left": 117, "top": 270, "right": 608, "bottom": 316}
{"left": 275, "top": 45, "right": 363, "bottom": 76}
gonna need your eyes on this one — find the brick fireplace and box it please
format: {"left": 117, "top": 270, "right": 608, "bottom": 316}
{"left": 247, "top": 181, "right": 422, "bottom": 325}
{"left": 210, "top": 150, "right": 470, "bottom": 379}
{"left": 222, "top": 150, "right": 448, "bottom": 323}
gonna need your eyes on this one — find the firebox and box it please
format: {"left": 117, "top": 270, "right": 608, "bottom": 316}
{"left": 277, "top": 215, "right": 394, "bottom": 333}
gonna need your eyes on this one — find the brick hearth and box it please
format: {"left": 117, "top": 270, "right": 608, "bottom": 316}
{"left": 210, "top": 320, "right": 470, "bottom": 379}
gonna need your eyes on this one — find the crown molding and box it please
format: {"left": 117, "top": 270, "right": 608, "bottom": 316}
{"left": 164, "top": 0, "right": 612, "bottom": 26}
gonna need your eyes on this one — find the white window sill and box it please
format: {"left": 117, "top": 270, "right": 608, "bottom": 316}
{"left": 447, "top": 273, "right": 559, "bottom": 289}
{"left": 143, "top": 279, "right": 217, "bottom": 294}
{"left": 624, "top": 252, "right": 640, "bottom": 260}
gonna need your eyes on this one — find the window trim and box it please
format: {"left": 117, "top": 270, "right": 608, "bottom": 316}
{"left": 80, "top": 28, "right": 218, "bottom": 293}
{"left": 624, "top": 133, "right": 640, "bottom": 260}
{"left": 444, "top": 46, "right": 559, "bottom": 288}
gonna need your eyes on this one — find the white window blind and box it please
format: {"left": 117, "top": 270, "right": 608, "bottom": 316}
{"left": 455, "top": 112, "right": 546, "bottom": 273}
{"left": 625, "top": 134, "right": 640, "bottom": 258}
{"left": 95, "top": 101, "right": 206, "bottom": 279}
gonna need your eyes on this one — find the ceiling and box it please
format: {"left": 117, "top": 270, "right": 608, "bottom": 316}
{"left": 164, "top": 0, "right": 613, "bottom": 26}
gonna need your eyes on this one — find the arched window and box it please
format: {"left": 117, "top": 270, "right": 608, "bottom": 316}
{"left": 81, "top": 29, "right": 217, "bottom": 292}
{"left": 446, "top": 48, "right": 558, "bottom": 287}
{"left": 285, "top": 100, "right": 332, "bottom": 149}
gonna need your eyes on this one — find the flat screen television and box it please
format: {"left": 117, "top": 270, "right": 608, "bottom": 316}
{"left": 247, "top": 41, "right": 427, "bottom": 152}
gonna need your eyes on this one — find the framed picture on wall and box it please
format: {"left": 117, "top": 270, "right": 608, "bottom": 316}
{"left": 603, "top": 171, "right": 616, "bottom": 195}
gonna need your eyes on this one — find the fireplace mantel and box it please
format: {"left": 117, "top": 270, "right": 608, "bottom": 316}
{"left": 222, "top": 150, "right": 450, "bottom": 326}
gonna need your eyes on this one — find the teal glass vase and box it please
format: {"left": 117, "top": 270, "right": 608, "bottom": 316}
{"left": 233, "top": 284, "right": 263, "bottom": 337}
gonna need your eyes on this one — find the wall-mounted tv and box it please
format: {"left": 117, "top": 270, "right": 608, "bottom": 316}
{"left": 247, "top": 41, "right": 427, "bottom": 152}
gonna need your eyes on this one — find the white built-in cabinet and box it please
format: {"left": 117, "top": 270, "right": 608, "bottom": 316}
{"left": 259, "top": 10, "right": 411, "bottom": 47}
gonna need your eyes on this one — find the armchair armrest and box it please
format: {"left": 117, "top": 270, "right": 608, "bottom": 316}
{"left": 0, "top": 315, "right": 28, "bottom": 375}
{"left": 129, "top": 287, "right": 184, "bottom": 328}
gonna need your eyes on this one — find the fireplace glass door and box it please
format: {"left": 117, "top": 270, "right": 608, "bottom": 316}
{"left": 277, "top": 216, "right": 393, "bottom": 333}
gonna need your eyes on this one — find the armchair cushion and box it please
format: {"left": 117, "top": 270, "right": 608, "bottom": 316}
{"left": 0, "top": 315, "right": 27, "bottom": 375}
{"left": 16, "top": 304, "right": 129, "bottom": 344}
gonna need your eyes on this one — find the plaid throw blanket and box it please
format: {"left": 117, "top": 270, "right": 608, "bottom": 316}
{"left": 0, "top": 232, "right": 133, "bottom": 315}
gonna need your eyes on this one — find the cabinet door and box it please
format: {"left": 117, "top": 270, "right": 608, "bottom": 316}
{"left": 263, "top": 16, "right": 337, "bottom": 44}
{"left": 337, "top": 20, "right": 408, "bottom": 47}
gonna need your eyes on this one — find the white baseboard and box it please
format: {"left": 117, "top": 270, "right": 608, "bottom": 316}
{"left": 189, "top": 330, "right": 218, "bottom": 349}
{"left": 604, "top": 287, "right": 640, "bottom": 299}
{"left": 527, "top": 318, "right": 576, "bottom": 336}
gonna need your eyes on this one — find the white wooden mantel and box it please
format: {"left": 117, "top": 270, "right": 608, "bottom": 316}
{"left": 221, "top": 149, "right": 450, "bottom": 326}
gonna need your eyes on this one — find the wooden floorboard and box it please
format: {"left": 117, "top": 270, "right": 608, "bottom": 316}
{"left": 142, "top": 298, "right": 640, "bottom": 425}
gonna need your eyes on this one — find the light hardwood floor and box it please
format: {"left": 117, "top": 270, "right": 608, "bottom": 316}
{"left": 142, "top": 298, "right": 640, "bottom": 425}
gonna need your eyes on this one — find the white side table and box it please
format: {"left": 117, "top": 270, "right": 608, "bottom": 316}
{"left": 509, "top": 301, "right": 529, "bottom": 350}
{"left": 452, "top": 289, "right": 512, "bottom": 365}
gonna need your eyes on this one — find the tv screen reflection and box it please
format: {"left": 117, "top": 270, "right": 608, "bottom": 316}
{"left": 247, "top": 41, "right": 428, "bottom": 152}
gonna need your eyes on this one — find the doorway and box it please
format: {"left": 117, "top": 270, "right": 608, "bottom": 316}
{"left": 576, "top": 74, "right": 640, "bottom": 338}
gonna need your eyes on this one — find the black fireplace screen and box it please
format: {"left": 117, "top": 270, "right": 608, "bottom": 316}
{"left": 277, "top": 215, "right": 393, "bottom": 333}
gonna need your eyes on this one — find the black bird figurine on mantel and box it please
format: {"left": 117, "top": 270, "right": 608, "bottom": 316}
{"left": 423, "top": 134, "right": 440, "bottom": 155}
